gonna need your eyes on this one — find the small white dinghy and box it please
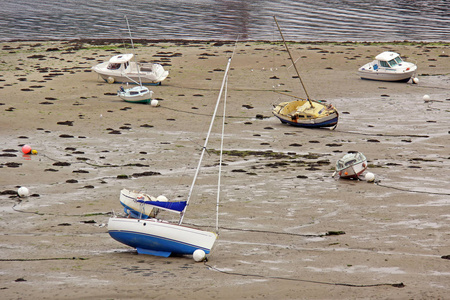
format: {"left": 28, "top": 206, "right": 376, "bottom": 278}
{"left": 117, "top": 85, "right": 153, "bottom": 104}
{"left": 358, "top": 51, "right": 417, "bottom": 82}
{"left": 333, "top": 152, "right": 367, "bottom": 179}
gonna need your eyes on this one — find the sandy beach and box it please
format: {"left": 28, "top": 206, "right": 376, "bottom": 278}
{"left": 1, "top": 40, "right": 449, "bottom": 299}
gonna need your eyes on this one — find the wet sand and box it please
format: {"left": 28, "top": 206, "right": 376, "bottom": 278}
{"left": 1, "top": 40, "right": 449, "bottom": 299}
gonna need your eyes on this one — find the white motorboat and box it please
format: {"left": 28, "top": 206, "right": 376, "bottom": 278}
{"left": 358, "top": 51, "right": 417, "bottom": 82}
{"left": 92, "top": 53, "right": 168, "bottom": 85}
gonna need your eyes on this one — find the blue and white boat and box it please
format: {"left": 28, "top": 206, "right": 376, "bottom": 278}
{"left": 108, "top": 56, "right": 233, "bottom": 258}
{"left": 118, "top": 188, "right": 186, "bottom": 219}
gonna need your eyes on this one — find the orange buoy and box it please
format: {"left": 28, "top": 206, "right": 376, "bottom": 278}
{"left": 22, "top": 144, "right": 32, "bottom": 154}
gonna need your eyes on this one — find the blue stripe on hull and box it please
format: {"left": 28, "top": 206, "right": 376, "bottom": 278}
{"left": 109, "top": 230, "right": 211, "bottom": 256}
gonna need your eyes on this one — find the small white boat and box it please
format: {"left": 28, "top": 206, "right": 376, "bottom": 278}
{"left": 92, "top": 53, "right": 168, "bottom": 85}
{"left": 117, "top": 85, "right": 153, "bottom": 104}
{"left": 358, "top": 51, "right": 417, "bottom": 82}
{"left": 108, "top": 56, "right": 233, "bottom": 258}
{"left": 119, "top": 188, "right": 185, "bottom": 219}
{"left": 334, "top": 152, "right": 367, "bottom": 179}
{"left": 113, "top": 17, "right": 157, "bottom": 103}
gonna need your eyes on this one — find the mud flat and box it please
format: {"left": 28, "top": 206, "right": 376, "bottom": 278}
{"left": 1, "top": 40, "right": 449, "bottom": 299}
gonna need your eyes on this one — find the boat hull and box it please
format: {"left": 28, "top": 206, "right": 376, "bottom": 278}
{"left": 358, "top": 56, "right": 417, "bottom": 82}
{"left": 338, "top": 161, "right": 367, "bottom": 179}
{"left": 92, "top": 59, "right": 168, "bottom": 85}
{"left": 108, "top": 217, "right": 217, "bottom": 257}
{"left": 118, "top": 87, "right": 153, "bottom": 104}
{"left": 272, "top": 100, "right": 339, "bottom": 128}
{"left": 335, "top": 152, "right": 367, "bottom": 179}
{"left": 358, "top": 69, "right": 416, "bottom": 82}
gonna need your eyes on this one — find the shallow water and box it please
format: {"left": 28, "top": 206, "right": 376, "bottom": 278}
{"left": 1, "top": 0, "right": 449, "bottom": 42}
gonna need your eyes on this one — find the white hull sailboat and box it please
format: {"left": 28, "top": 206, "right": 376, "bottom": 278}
{"left": 108, "top": 217, "right": 217, "bottom": 257}
{"left": 117, "top": 86, "right": 153, "bottom": 104}
{"left": 108, "top": 56, "right": 233, "bottom": 257}
{"left": 114, "top": 17, "right": 155, "bottom": 104}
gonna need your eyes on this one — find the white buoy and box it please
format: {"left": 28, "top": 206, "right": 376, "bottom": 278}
{"left": 193, "top": 249, "right": 206, "bottom": 262}
{"left": 18, "top": 186, "right": 30, "bottom": 197}
{"left": 107, "top": 77, "right": 115, "bottom": 84}
{"left": 423, "top": 95, "right": 430, "bottom": 102}
{"left": 412, "top": 77, "right": 419, "bottom": 84}
{"left": 150, "top": 99, "right": 159, "bottom": 107}
{"left": 365, "top": 172, "right": 375, "bottom": 183}
{"left": 156, "top": 195, "right": 168, "bottom": 202}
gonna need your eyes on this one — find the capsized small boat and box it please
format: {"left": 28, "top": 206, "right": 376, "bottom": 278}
{"left": 334, "top": 152, "right": 367, "bottom": 179}
{"left": 92, "top": 53, "right": 168, "bottom": 85}
{"left": 119, "top": 188, "right": 186, "bottom": 219}
{"left": 358, "top": 51, "right": 417, "bottom": 82}
{"left": 272, "top": 99, "right": 339, "bottom": 128}
{"left": 117, "top": 85, "right": 153, "bottom": 104}
{"left": 272, "top": 16, "right": 339, "bottom": 129}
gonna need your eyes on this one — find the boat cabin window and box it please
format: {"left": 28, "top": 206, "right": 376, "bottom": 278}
{"left": 394, "top": 56, "right": 403, "bottom": 64}
{"left": 380, "top": 61, "right": 390, "bottom": 68}
{"left": 107, "top": 63, "right": 121, "bottom": 70}
{"left": 124, "top": 61, "right": 129, "bottom": 69}
{"left": 388, "top": 59, "right": 398, "bottom": 67}
{"left": 130, "top": 91, "right": 138, "bottom": 95}
{"left": 345, "top": 159, "right": 357, "bottom": 167}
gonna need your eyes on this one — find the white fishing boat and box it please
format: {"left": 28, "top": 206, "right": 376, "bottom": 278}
{"left": 333, "top": 152, "right": 367, "bottom": 179}
{"left": 271, "top": 16, "right": 339, "bottom": 129}
{"left": 108, "top": 56, "right": 233, "bottom": 258}
{"left": 92, "top": 54, "right": 168, "bottom": 85}
{"left": 358, "top": 51, "right": 417, "bottom": 82}
{"left": 92, "top": 17, "right": 168, "bottom": 86}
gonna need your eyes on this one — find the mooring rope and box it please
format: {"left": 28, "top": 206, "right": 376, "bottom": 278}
{"left": 203, "top": 261, "right": 404, "bottom": 288}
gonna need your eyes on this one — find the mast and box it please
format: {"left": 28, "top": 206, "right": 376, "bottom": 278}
{"left": 273, "top": 16, "right": 314, "bottom": 108}
{"left": 179, "top": 57, "right": 233, "bottom": 225}
{"left": 125, "top": 16, "right": 143, "bottom": 87}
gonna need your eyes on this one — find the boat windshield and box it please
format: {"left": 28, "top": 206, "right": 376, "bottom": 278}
{"left": 388, "top": 59, "right": 398, "bottom": 67}
{"left": 394, "top": 56, "right": 403, "bottom": 64}
{"left": 107, "top": 63, "right": 121, "bottom": 70}
{"left": 380, "top": 61, "right": 390, "bottom": 68}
